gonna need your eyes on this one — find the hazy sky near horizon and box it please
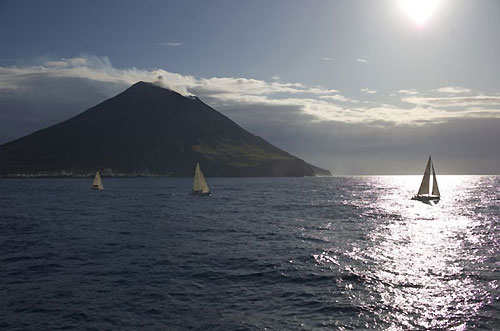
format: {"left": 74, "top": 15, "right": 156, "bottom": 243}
{"left": 1, "top": 0, "right": 499, "bottom": 174}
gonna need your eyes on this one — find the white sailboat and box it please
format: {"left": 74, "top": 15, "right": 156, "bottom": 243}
{"left": 412, "top": 155, "right": 440, "bottom": 203}
{"left": 190, "top": 162, "right": 211, "bottom": 196}
{"left": 92, "top": 171, "right": 104, "bottom": 190}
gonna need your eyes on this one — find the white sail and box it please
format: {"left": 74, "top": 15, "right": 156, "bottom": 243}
{"left": 92, "top": 171, "right": 104, "bottom": 190}
{"left": 417, "top": 156, "right": 431, "bottom": 195}
{"left": 192, "top": 163, "right": 210, "bottom": 194}
{"left": 431, "top": 163, "right": 440, "bottom": 197}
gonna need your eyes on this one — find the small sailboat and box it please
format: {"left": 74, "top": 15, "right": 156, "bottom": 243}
{"left": 92, "top": 171, "right": 104, "bottom": 190}
{"left": 190, "top": 162, "right": 211, "bottom": 196}
{"left": 412, "top": 155, "right": 440, "bottom": 203}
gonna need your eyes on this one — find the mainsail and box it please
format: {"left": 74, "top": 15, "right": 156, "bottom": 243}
{"left": 192, "top": 163, "right": 210, "bottom": 195}
{"left": 417, "top": 156, "right": 432, "bottom": 196}
{"left": 92, "top": 171, "right": 104, "bottom": 190}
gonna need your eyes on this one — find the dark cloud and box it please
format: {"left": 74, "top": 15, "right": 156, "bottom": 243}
{"left": 0, "top": 75, "right": 126, "bottom": 143}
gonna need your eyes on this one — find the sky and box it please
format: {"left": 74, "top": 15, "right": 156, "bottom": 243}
{"left": 0, "top": 0, "right": 499, "bottom": 174}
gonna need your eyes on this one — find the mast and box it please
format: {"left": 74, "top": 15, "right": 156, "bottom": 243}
{"left": 431, "top": 162, "right": 440, "bottom": 197}
{"left": 417, "top": 156, "right": 431, "bottom": 195}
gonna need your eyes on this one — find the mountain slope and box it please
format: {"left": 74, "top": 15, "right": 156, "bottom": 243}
{"left": 0, "top": 82, "right": 331, "bottom": 177}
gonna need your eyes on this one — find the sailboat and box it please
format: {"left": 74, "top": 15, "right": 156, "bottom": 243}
{"left": 412, "top": 155, "right": 440, "bottom": 203}
{"left": 190, "top": 162, "right": 211, "bottom": 196}
{"left": 92, "top": 171, "right": 104, "bottom": 190}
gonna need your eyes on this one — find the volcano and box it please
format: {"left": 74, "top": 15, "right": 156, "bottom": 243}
{"left": 0, "top": 82, "right": 331, "bottom": 177}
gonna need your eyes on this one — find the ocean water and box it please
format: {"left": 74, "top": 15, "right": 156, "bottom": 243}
{"left": 0, "top": 176, "right": 499, "bottom": 330}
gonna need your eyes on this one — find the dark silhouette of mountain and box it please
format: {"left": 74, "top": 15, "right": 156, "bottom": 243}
{"left": 0, "top": 82, "right": 331, "bottom": 177}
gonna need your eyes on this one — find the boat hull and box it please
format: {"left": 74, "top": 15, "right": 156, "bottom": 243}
{"left": 411, "top": 195, "right": 439, "bottom": 204}
{"left": 190, "top": 190, "right": 211, "bottom": 196}
{"left": 92, "top": 185, "right": 103, "bottom": 190}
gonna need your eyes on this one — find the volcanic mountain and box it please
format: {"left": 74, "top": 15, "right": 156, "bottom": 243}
{"left": 0, "top": 81, "right": 331, "bottom": 177}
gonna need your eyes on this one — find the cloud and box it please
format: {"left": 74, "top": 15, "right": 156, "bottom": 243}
{"left": 402, "top": 95, "right": 500, "bottom": 107}
{"left": 0, "top": 55, "right": 195, "bottom": 96}
{"left": 322, "top": 57, "right": 334, "bottom": 61}
{"left": 435, "top": 86, "right": 471, "bottom": 95}
{"left": 320, "top": 94, "right": 350, "bottom": 103}
{"left": 157, "top": 42, "right": 183, "bottom": 47}
{"left": 43, "top": 60, "right": 70, "bottom": 68}
{"left": 398, "top": 89, "right": 419, "bottom": 95}
{"left": 153, "top": 74, "right": 194, "bottom": 96}
{"left": 44, "top": 57, "right": 88, "bottom": 68}
{"left": 356, "top": 58, "right": 367, "bottom": 63}
{"left": 361, "top": 88, "right": 377, "bottom": 94}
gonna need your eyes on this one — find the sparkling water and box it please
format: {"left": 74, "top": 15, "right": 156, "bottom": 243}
{"left": 1, "top": 176, "right": 498, "bottom": 329}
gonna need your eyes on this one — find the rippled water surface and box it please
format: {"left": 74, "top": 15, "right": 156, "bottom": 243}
{"left": 1, "top": 176, "right": 499, "bottom": 330}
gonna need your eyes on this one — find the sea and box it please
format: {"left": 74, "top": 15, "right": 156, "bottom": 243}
{"left": 0, "top": 176, "right": 499, "bottom": 330}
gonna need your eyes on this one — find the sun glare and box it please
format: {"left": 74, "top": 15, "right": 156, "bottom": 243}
{"left": 399, "top": 0, "right": 441, "bottom": 26}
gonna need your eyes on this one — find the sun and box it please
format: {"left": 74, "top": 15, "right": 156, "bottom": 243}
{"left": 399, "top": 0, "right": 441, "bottom": 26}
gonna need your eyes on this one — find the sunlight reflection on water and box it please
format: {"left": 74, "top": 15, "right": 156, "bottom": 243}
{"left": 322, "top": 176, "right": 499, "bottom": 329}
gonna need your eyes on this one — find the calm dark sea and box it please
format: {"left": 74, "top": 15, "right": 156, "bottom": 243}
{"left": 1, "top": 176, "right": 499, "bottom": 330}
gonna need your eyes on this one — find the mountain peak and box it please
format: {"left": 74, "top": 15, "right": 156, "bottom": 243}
{"left": 131, "top": 80, "right": 153, "bottom": 88}
{"left": 127, "top": 81, "right": 196, "bottom": 99}
{"left": 128, "top": 80, "right": 175, "bottom": 93}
